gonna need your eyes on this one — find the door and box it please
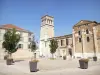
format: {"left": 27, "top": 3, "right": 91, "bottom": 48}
{"left": 68, "top": 48, "right": 72, "bottom": 57}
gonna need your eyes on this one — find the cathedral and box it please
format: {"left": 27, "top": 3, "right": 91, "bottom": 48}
{"left": 39, "top": 15, "right": 100, "bottom": 59}
{"left": 0, "top": 15, "right": 100, "bottom": 60}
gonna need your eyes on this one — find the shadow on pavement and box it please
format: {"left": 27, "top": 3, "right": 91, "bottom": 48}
{"left": 14, "top": 60, "right": 24, "bottom": 62}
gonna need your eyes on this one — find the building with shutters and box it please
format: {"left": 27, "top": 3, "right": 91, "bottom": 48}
{"left": 0, "top": 24, "right": 33, "bottom": 59}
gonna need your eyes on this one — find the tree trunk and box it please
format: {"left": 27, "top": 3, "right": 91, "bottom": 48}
{"left": 31, "top": 52, "right": 36, "bottom": 61}
{"left": 8, "top": 53, "right": 12, "bottom": 59}
{"left": 34, "top": 53, "right": 36, "bottom": 60}
{"left": 52, "top": 54, "right": 54, "bottom": 58}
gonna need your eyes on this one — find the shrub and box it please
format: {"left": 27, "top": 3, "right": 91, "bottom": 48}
{"left": 79, "top": 58, "right": 89, "bottom": 62}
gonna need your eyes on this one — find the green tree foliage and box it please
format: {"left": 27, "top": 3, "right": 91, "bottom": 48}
{"left": 30, "top": 36, "right": 38, "bottom": 60}
{"left": 2, "top": 28, "right": 20, "bottom": 56}
{"left": 30, "top": 36, "right": 38, "bottom": 52}
{"left": 49, "top": 39, "right": 58, "bottom": 58}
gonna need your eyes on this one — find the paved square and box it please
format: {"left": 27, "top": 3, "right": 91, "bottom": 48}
{"left": 0, "top": 58, "right": 100, "bottom": 75}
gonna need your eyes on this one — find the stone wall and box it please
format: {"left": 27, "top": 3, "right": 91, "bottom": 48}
{"left": 73, "top": 21, "right": 97, "bottom": 58}
{"left": 54, "top": 35, "right": 73, "bottom": 57}
{"left": 96, "top": 25, "right": 100, "bottom": 53}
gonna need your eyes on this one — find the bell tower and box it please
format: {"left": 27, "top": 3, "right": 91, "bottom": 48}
{"left": 39, "top": 15, "right": 54, "bottom": 57}
{"left": 40, "top": 15, "right": 54, "bottom": 40}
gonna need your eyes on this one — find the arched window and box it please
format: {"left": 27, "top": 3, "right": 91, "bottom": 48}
{"left": 51, "top": 20, "right": 52, "bottom": 24}
{"left": 87, "top": 37, "right": 90, "bottom": 42}
{"left": 86, "top": 29, "right": 89, "bottom": 34}
{"left": 79, "top": 38, "right": 81, "bottom": 42}
{"left": 68, "top": 48, "right": 72, "bottom": 56}
{"left": 49, "top": 20, "right": 50, "bottom": 24}
{"left": 61, "top": 39, "right": 64, "bottom": 46}
{"left": 78, "top": 31, "right": 81, "bottom": 35}
{"left": 66, "top": 39, "right": 68, "bottom": 45}
{"left": 18, "top": 44, "right": 23, "bottom": 48}
{"left": 47, "top": 19, "right": 49, "bottom": 23}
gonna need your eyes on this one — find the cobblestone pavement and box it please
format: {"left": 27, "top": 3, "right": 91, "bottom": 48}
{"left": 0, "top": 58, "right": 100, "bottom": 75}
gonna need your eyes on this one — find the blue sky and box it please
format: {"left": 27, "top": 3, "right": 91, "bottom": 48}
{"left": 0, "top": 0, "right": 100, "bottom": 41}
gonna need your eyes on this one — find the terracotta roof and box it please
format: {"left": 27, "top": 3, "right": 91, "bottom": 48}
{"left": 54, "top": 34, "right": 72, "bottom": 38}
{"left": 0, "top": 24, "right": 32, "bottom": 33}
{"left": 49, "top": 34, "right": 72, "bottom": 40}
{"left": 74, "top": 20, "right": 97, "bottom": 27}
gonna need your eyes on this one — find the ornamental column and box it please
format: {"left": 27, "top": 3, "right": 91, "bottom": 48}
{"left": 93, "top": 27, "right": 98, "bottom": 57}
{"left": 72, "top": 29, "right": 76, "bottom": 58}
{"left": 81, "top": 29, "right": 86, "bottom": 58}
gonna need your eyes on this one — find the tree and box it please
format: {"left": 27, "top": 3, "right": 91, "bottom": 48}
{"left": 49, "top": 39, "right": 58, "bottom": 58}
{"left": 30, "top": 36, "right": 38, "bottom": 60}
{"left": 2, "top": 28, "right": 20, "bottom": 59}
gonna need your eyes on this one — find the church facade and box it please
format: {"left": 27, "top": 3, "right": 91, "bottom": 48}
{"left": 0, "top": 15, "right": 100, "bottom": 59}
{"left": 39, "top": 15, "right": 73, "bottom": 58}
{"left": 73, "top": 20, "right": 100, "bottom": 58}
{"left": 39, "top": 15, "right": 100, "bottom": 59}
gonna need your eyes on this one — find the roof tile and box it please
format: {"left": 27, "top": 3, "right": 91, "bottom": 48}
{"left": 0, "top": 24, "right": 24, "bottom": 30}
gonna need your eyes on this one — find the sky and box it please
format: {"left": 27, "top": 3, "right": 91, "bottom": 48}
{"left": 0, "top": 0, "right": 100, "bottom": 41}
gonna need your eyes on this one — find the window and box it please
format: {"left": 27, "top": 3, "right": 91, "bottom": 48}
{"left": 79, "top": 38, "right": 81, "bottom": 42}
{"left": 28, "top": 33, "right": 31, "bottom": 36}
{"left": 86, "top": 29, "right": 89, "bottom": 34}
{"left": 20, "top": 32, "right": 23, "bottom": 37}
{"left": 20, "top": 37, "right": 23, "bottom": 41}
{"left": 66, "top": 39, "right": 68, "bottom": 45}
{"left": 51, "top": 20, "right": 52, "bottom": 24}
{"left": 47, "top": 19, "right": 49, "bottom": 23}
{"left": 5, "top": 30, "right": 7, "bottom": 33}
{"left": 49, "top": 20, "right": 50, "bottom": 24}
{"left": 18, "top": 44, "right": 23, "bottom": 48}
{"left": 61, "top": 40, "right": 63, "bottom": 46}
{"left": 78, "top": 31, "right": 81, "bottom": 35}
{"left": 61, "top": 39, "right": 64, "bottom": 46}
{"left": 28, "top": 38, "right": 31, "bottom": 42}
{"left": 87, "top": 37, "right": 90, "bottom": 42}
{"left": 43, "top": 19, "right": 45, "bottom": 22}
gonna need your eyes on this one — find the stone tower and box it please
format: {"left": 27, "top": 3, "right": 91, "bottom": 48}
{"left": 39, "top": 15, "right": 54, "bottom": 57}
